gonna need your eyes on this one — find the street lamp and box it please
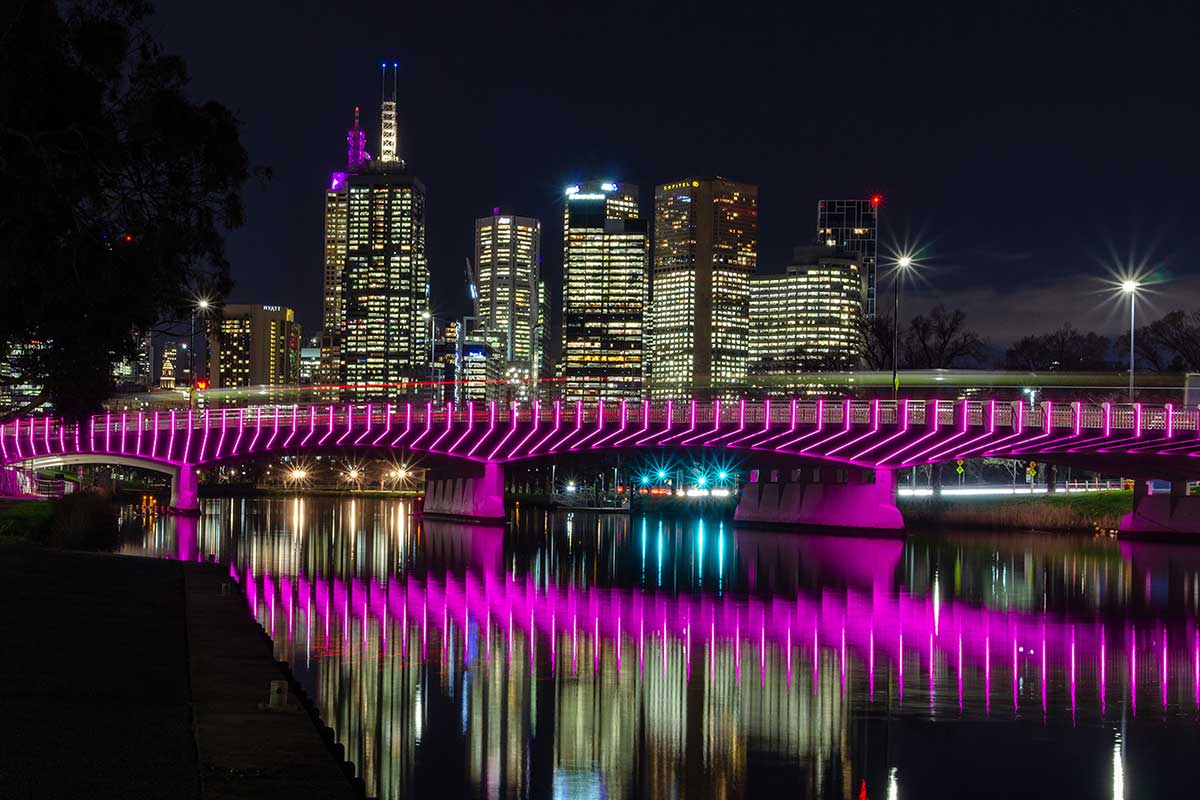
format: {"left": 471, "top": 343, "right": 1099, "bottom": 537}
{"left": 190, "top": 297, "right": 212, "bottom": 407}
{"left": 1121, "top": 279, "right": 1139, "bottom": 400}
{"left": 892, "top": 256, "right": 914, "bottom": 400}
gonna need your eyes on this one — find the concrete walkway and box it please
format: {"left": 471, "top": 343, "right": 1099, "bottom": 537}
{"left": 0, "top": 544, "right": 356, "bottom": 799}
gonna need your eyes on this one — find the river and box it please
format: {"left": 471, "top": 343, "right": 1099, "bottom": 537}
{"left": 124, "top": 498, "right": 1200, "bottom": 799}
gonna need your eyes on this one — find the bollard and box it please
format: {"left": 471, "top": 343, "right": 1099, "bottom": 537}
{"left": 268, "top": 680, "right": 288, "bottom": 709}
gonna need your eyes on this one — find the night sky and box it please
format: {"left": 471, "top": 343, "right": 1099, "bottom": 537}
{"left": 153, "top": 0, "right": 1200, "bottom": 348}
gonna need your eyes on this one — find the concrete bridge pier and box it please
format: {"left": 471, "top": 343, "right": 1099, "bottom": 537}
{"left": 1119, "top": 478, "right": 1200, "bottom": 540}
{"left": 422, "top": 462, "right": 506, "bottom": 524}
{"left": 169, "top": 465, "right": 200, "bottom": 515}
{"left": 734, "top": 466, "right": 904, "bottom": 534}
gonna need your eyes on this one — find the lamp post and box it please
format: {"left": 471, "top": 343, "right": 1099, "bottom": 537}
{"left": 1121, "top": 279, "right": 1138, "bottom": 401}
{"left": 892, "top": 256, "right": 913, "bottom": 400}
{"left": 189, "top": 298, "right": 211, "bottom": 408}
{"left": 189, "top": 299, "right": 210, "bottom": 383}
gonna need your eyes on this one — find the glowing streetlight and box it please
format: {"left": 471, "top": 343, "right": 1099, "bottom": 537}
{"left": 892, "top": 254, "right": 916, "bottom": 400}
{"left": 189, "top": 296, "right": 214, "bottom": 398}
{"left": 1121, "top": 279, "right": 1139, "bottom": 400}
{"left": 289, "top": 468, "right": 307, "bottom": 481}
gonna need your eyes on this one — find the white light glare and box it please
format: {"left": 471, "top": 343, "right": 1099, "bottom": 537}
{"left": 1121, "top": 279, "right": 1139, "bottom": 294}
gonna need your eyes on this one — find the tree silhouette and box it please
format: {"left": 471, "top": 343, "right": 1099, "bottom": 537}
{"left": 0, "top": 0, "right": 259, "bottom": 419}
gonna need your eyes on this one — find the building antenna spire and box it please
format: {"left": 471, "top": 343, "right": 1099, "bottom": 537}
{"left": 380, "top": 60, "right": 398, "bottom": 164}
{"left": 346, "top": 105, "right": 367, "bottom": 168}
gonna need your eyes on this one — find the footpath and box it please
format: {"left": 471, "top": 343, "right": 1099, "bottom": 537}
{"left": 0, "top": 544, "right": 357, "bottom": 799}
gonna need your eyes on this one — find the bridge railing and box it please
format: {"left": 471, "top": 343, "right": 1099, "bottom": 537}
{"left": 6, "top": 399, "right": 1200, "bottom": 463}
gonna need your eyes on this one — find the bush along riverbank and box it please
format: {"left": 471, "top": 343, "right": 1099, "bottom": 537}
{"left": 899, "top": 489, "right": 1132, "bottom": 533}
{"left": 0, "top": 492, "right": 120, "bottom": 549}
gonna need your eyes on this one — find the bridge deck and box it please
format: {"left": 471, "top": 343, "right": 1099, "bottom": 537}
{"left": 2, "top": 398, "right": 1197, "bottom": 474}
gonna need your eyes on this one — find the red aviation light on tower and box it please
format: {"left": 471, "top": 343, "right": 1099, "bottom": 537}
{"left": 871, "top": 194, "right": 883, "bottom": 207}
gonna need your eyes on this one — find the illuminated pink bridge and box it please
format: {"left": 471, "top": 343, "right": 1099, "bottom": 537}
{"left": 3, "top": 397, "right": 1199, "bottom": 532}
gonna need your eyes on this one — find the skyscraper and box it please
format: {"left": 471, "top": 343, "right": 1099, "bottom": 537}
{"left": 323, "top": 67, "right": 430, "bottom": 399}
{"left": 816, "top": 197, "right": 879, "bottom": 317}
{"left": 748, "top": 246, "right": 862, "bottom": 379}
{"left": 207, "top": 304, "right": 301, "bottom": 388}
{"left": 561, "top": 181, "right": 648, "bottom": 402}
{"left": 651, "top": 177, "right": 757, "bottom": 397}
{"left": 474, "top": 213, "right": 541, "bottom": 375}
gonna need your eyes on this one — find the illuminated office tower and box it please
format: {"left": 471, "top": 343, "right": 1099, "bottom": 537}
{"left": 474, "top": 213, "right": 541, "bottom": 375}
{"left": 318, "top": 108, "right": 366, "bottom": 386}
{"left": 651, "top": 178, "right": 757, "bottom": 398}
{"left": 207, "top": 304, "right": 301, "bottom": 388}
{"left": 560, "top": 181, "right": 648, "bottom": 402}
{"left": 335, "top": 66, "right": 430, "bottom": 399}
{"left": 159, "top": 342, "right": 178, "bottom": 389}
{"left": 748, "top": 246, "right": 862, "bottom": 379}
{"left": 535, "top": 279, "right": 548, "bottom": 378}
{"left": 816, "top": 196, "right": 879, "bottom": 316}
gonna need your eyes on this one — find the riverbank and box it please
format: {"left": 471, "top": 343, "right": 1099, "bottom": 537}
{"left": 0, "top": 543, "right": 358, "bottom": 799}
{"left": 899, "top": 489, "right": 1131, "bottom": 532}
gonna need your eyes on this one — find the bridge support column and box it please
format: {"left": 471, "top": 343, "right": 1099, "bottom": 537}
{"left": 169, "top": 465, "right": 200, "bottom": 515}
{"left": 1119, "top": 478, "right": 1200, "bottom": 540}
{"left": 734, "top": 467, "right": 904, "bottom": 534}
{"left": 422, "top": 462, "right": 506, "bottom": 524}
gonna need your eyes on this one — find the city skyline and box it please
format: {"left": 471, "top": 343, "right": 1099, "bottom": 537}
{"left": 149, "top": 1, "right": 1200, "bottom": 346}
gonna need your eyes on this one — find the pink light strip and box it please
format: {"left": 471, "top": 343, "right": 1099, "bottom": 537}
{"left": 775, "top": 398, "right": 825, "bottom": 451}
{"left": 428, "top": 403, "right": 455, "bottom": 451}
{"left": 547, "top": 401, "right": 584, "bottom": 452}
{"left": 447, "top": 402, "right": 475, "bottom": 454}
{"left": 571, "top": 400, "right": 605, "bottom": 450}
{"left": 759, "top": 399, "right": 802, "bottom": 448}
{"left": 119, "top": 412, "right": 128, "bottom": 454}
{"left": 104, "top": 412, "right": 111, "bottom": 453}
{"left": 507, "top": 401, "right": 541, "bottom": 459}
{"left": 317, "top": 405, "right": 336, "bottom": 446}
{"left": 487, "top": 404, "right": 520, "bottom": 461}
{"left": 662, "top": 399, "right": 699, "bottom": 444}
{"left": 703, "top": 398, "right": 743, "bottom": 445}
{"left": 215, "top": 409, "right": 228, "bottom": 459}
{"left": 231, "top": 409, "right": 245, "bottom": 456}
{"left": 592, "top": 400, "right": 627, "bottom": 448}
{"left": 636, "top": 400, "right": 673, "bottom": 446}
{"left": 879, "top": 400, "right": 944, "bottom": 465}
{"left": 391, "top": 403, "right": 414, "bottom": 448}
{"left": 802, "top": 399, "right": 853, "bottom": 454}
{"left": 902, "top": 400, "right": 971, "bottom": 465}
{"left": 152, "top": 412, "right": 160, "bottom": 458}
{"left": 729, "top": 399, "right": 772, "bottom": 447}
{"left": 373, "top": 404, "right": 394, "bottom": 446}
{"left": 167, "top": 411, "right": 177, "bottom": 461}
{"left": 613, "top": 400, "right": 650, "bottom": 447}
{"left": 682, "top": 399, "right": 721, "bottom": 446}
{"left": 850, "top": 399, "right": 912, "bottom": 461}
{"left": 300, "top": 406, "right": 318, "bottom": 447}
{"left": 182, "top": 410, "right": 194, "bottom": 462}
{"left": 275, "top": 406, "right": 291, "bottom": 450}
{"left": 934, "top": 401, "right": 1001, "bottom": 462}
{"left": 826, "top": 399, "right": 882, "bottom": 457}
{"left": 335, "top": 403, "right": 354, "bottom": 445}
{"left": 355, "top": 404, "right": 374, "bottom": 446}
{"left": 198, "top": 409, "right": 211, "bottom": 461}
{"left": 409, "top": 403, "right": 434, "bottom": 449}
{"left": 248, "top": 408, "right": 263, "bottom": 452}
{"left": 466, "top": 402, "right": 497, "bottom": 458}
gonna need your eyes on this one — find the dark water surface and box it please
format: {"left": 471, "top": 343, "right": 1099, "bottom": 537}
{"left": 126, "top": 499, "right": 1200, "bottom": 799}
